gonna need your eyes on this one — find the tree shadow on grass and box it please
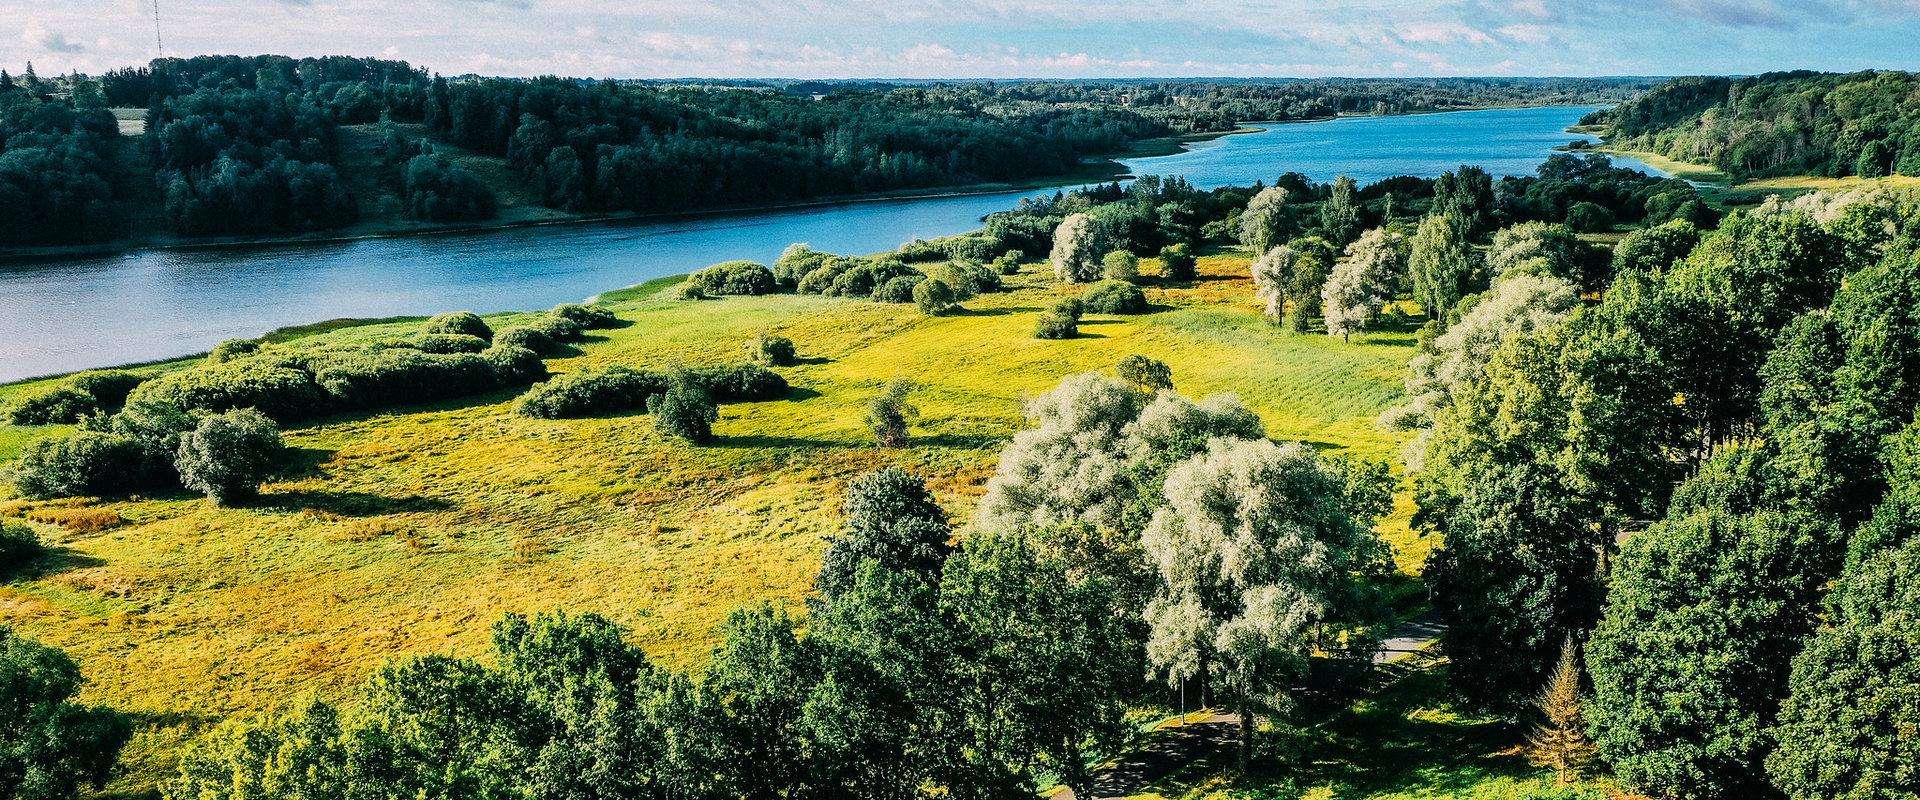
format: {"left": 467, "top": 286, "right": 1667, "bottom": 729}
{"left": 911, "top": 432, "right": 1006, "bottom": 450}
{"left": 5, "top": 547, "right": 107, "bottom": 582}
{"left": 709, "top": 434, "right": 851, "bottom": 450}
{"left": 791, "top": 356, "right": 835, "bottom": 366}
{"left": 952, "top": 305, "right": 1040, "bottom": 317}
{"left": 255, "top": 489, "right": 454, "bottom": 517}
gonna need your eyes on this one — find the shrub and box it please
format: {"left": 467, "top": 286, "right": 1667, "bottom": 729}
{"left": 690, "top": 363, "right": 789, "bottom": 401}
{"left": 652, "top": 380, "right": 718, "bottom": 443}
{"left": 872, "top": 274, "right": 923, "bottom": 303}
{"left": 1082, "top": 280, "right": 1149, "bottom": 314}
{"left": 68, "top": 371, "right": 145, "bottom": 409}
{"left": 928, "top": 262, "right": 1000, "bottom": 297}
{"left": 1159, "top": 243, "right": 1197, "bottom": 281}
{"left": 680, "top": 283, "right": 709, "bottom": 301}
{"left": 1119, "top": 355, "right": 1175, "bottom": 394}
{"left": 398, "top": 334, "right": 490, "bottom": 354}
{"left": 797, "top": 258, "right": 856, "bottom": 294}
{"left": 688, "top": 260, "right": 777, "bottom": 296}
{"left": 1103, "top": 250, "right": 1140, "bottom": 282}
{"left": 514, "top": 366, "right": 667, "bottom": 419}
{"left": 208, "top": 339, "right": 261, "bottom": 364}
{"left": 175, "top": 409, "right": 285, "bottom": 505}
{"left": 5, "top": 387, "right": 98, "bottom": 426}
{"left": 826, "top": 259, "right": 919, "bottom": 299}
{"left": 425, "top": 311, "right": 493, "bottom": 341}
{"left": 865, "top": 380, "right": 918, "bottom": 448}
{"left": 942, "top": 234, "right": 1001, "bottom": 263}
{"left": 1034, "top": 312, "right": 1078, "bottom": 339}
{"left": 5, "top": 371, "right": 146, "bottom": 425}
{"left": 747, "top": 332, "right": 797, "bottom": 367}
{"left": 9, "top": 431, "right": 147, "bottom": 499}
{"left": 128, "top": 362, "right": 328, "bottom": 422}
{"left": 311, "top": 346, "right": 545, "bottom": 411}
{"left": 551, "top": 304, "right": 619, "bottom": 329}
{"left": 483, "top": 345, "right": 548, "bottom": 385}
{"left": 991, "top": 251, "right": 1023, "bottom": 275}
{"left": 915, "top": 279, "right": 959, "bottom": 316}
{"left": 529, "top": 315, "right": 586, "bottom": 342}
{"left": 774, "top": 244, "right": 836, "bottom": 288}
{"left": 494, "top": 326, "right": 559, "bottom": 356}
{"left": 0, "top": 522, "right": 41, "bottom": 575}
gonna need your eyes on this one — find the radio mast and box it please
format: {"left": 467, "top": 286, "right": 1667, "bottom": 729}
{"left": 153, "top": 0, "right": 165, "bottom": 58}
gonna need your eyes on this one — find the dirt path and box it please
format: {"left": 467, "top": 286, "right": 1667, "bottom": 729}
{"left": 1054, "top": 613, "right": 1445, "bottom": 800}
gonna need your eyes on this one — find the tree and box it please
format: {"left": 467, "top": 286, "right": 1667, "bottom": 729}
{"left": 747, "top": 331, "right": 797, "bottom": 366}
{"left": 1250, "top": 244, "right": 1296, "bottom": 324}
{"left": 1102, "top": 250, "right": 1139, "bottom": 282}
{"left": 1158, "top": 243, "right": 1197, "bottom": 281}
{"left": 815, "top": 467, "right": 952, "bottom": 600}
{"left": 693, "top": 605, "right": 820, "bottom": 799}
{"left": 1421, "top": 332, "right": 1607, "bottom": 712}
{"left": 0, "top": 628, "right": 132, "bottom": 800}
{"left": 939, "top": 531, "right": 1140, "bottom": 797}
{"left": 1283, "top": 236, "right": 1336, "bottom": 332}
{"left": 1768, "top": 537, "right": 1920, "bottom": 800}
{"left": 1527, "top": 636, "right": 1596, "bottom": 784}
{"left": 1323, "top": 228, "right": 1404, "bottom": 341}
{"left": 1118, "top": 355, "right": 1174, "bottom": 395}
{"left": 652, "top": 378, "right": 718, "bottom": 443}
{"left": 1050, "top": 213, "right": 1105, "bottom": 283}
{"left": 1238, "top": 186, "right": 1295, "bottom": 255}
{"left": 1433, "top": 166, "right": 1494, "bottom": 236}
{"left": 1488, "top": 222, "right": 1593, "bottom": 287}
{"left": 1611, "top": 219, "right": 1700, "bottom": 275}
{"left": 1380, "top": 273, "right": 1578, "bottom": 469}
{"left": 174, "top": 408, "right": 286, "bottom": 505}
{"left": 913, "top": 278, "right": 958, "bottom": 316}
{"left": 863, "top": 380, "right": 918, "bottom": 449}
{"left": 1318, "top": 175, "right": 1363, "bottom": 246}
{"left": 1142, "top": 439, "right": 1389, "bottom": 772}
{"left": 1586, "top": 508, "right": 1831, "bottom": 800}
{"left": 1407, "top": 212, "right": 1480, "bottom": 322}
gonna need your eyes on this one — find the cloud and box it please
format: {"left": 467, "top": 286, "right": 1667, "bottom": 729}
{"left": 24, "top": 23, "right": 88, "bottom": 54}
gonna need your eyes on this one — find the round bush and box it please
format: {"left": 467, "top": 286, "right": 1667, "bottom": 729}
{"left": 1082, "top": 280, "right": 1149, "bottom": 314}
{"left": 551, "top": 303, "right": 620, "bottom": 329}
{"left": 5, "top": 386, "right": 98, "bottom": 426}
{"left": 10, "top": 431, "right": 146, "bottom": 499}
{"left": 128, "top": 362, "right": 328, "bottom": 422}
{"left": 175, "top": 409, "right": 285, "bottom": 505}
{"left": 692, "top": 363, "right": 790, "bottom": 401}
{"left": 1034, "top": 311, "right": 1078, "bottom": 340}
{"left": 1159, "top": 244, "right": 1198, "bottom": 281}
{"left": 747, "top": 333, "right": 797, "bottom": 367}
{"left": 872, "top": 274, "right": 923, "bottom": 303}
{"left": 689, "top": 261, "right": 777, "bottom": 296}
{"left": 0, "top": 522, "right": 42, "bottom": 575}
{"left": 208, "top": 339, "right": 261, "bottom": 364}
{"left": 425, "top": 311, "right": 493, "bottom": 341}
{"left": 914, "top": 278, "right": 958, "bottom": 316}
{"left": 991, "top": 251, "right": 1023, "bottom": 275}
{"left": 495, "top": 326, "right": 559, "bottom": 356}
{"left": 652, "top": 381, "right": 718, "bottom": 443}
{"left": 1103, "top": 250, "right": 1140, "bottom": 282}
{"left": 530, "top": 314, "right": 586, "bottom": 342}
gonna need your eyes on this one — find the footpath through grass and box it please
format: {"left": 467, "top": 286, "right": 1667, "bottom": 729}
{"left": 0, "top": 251, "right": 1416, "bottom": 795}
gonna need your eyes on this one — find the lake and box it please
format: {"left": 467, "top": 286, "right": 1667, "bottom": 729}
{"left": 0, "top": 105, "right": 1653, "bottom": 382}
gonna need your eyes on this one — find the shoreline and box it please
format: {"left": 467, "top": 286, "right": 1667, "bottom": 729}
{"left": 0, "top": 105, "right": 1601, "bottom": 264}
{"left": 0, "top": 128, "right": 1251, "bottom": 265}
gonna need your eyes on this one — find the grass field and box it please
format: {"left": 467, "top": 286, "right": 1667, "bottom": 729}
{"left": 0, "top": 249, "right": 1419, "bottom": 796}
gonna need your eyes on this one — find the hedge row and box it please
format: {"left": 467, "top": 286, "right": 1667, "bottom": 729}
{"left": 514, "top": 363, "right": 788, "bottom": 419}
{"left": 4, "top": 370, "right": 147, "bottom": 425}
{"left": 128, "top": 344, "right": 546, "bottom": 423}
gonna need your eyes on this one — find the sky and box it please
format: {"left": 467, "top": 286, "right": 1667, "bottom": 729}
{"left": 6, "top": 0, "right": 1920, "bottom": 79}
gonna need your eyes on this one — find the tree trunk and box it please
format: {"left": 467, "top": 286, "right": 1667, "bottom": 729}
{"left": 1237, "top": 697, "right": 1253, "bottom": 774}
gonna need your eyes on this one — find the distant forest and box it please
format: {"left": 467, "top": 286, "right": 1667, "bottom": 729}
{"left": 1588, "top": 70, "right": 1920, "bottom": 180}
{"left": 1, "top": 55, "right": 1653, "bottom": 248}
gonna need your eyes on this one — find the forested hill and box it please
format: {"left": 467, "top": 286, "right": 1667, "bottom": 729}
{"left": 1586, "top": 70, "right": 1920, "bottom": 180}
{"left": 1, "top": 55, "right": 1651, "bottom": 250}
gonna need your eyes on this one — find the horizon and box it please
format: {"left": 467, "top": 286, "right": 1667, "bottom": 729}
{"left": 8, "top": 0, "right": 1920, "bottom": 80}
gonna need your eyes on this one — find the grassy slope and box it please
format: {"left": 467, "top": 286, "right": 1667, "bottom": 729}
{"left": 0, "top": 250, "right": 1416, "bottom": 795}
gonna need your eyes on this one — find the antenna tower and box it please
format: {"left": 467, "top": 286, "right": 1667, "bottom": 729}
{"left": 153, "top": 0, "right": 165, "bottom": 58}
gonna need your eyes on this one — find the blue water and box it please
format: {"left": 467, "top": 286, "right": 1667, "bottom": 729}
{"left": 0, "top": 105, "right": 1652, "bottom": 381}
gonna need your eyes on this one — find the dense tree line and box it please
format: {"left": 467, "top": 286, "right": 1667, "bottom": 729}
{"left": 1591, "top": 70, "right": 1920, "bottom": 179}
{"left": 1393, "top": 182, "right": 1920, "bottom": 798}
{"left": 0, "top": 69, "right": 122, "bottom": 245}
